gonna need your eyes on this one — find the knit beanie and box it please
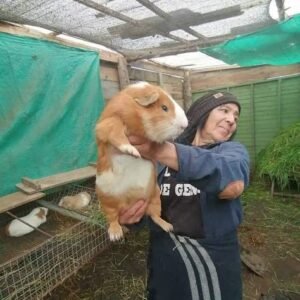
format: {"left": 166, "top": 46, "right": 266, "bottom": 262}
{"left": 176, "top": 91, "right": 241, "bottom": 145}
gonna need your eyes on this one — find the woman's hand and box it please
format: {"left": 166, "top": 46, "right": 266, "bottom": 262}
{"left": 128, "top": 135, "right": 179, "bottom": 171}
{"left": 128, "top": 135, "right": 157, "bottom": 160}
{"left": 119, "top": 199, "right": 148, "bottom": 225}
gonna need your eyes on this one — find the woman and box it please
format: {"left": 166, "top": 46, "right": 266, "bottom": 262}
{"left": 120, "top": 91, "right": 250, "bottom": 300}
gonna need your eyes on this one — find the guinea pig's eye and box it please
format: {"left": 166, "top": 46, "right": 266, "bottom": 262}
{"left": 161, "top": 105, "right": 168, "bottom": 112}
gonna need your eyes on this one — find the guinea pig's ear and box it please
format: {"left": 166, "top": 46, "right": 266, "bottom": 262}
{"left": 134, "top": 92, "right": 159, "bottom": 107}
{"left": 36, "top": 208, "right": 46, "bottom": 219}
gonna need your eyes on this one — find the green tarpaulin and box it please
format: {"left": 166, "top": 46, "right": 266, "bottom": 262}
{"left": 201, "top": 14, "right": 300, "bottom": 67}
{"left": 0, "top": 33, "right": 104, "bottom": 196}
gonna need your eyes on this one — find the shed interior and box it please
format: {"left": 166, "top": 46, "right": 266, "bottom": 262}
{"left": 0, "top": 1, "right": 300, "bottom": 299}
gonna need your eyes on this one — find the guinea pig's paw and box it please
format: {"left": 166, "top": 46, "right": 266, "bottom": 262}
{"left": 162, "top": 222, "right": 173, "bottom": 233}
{"left": 119, "top": 144, "right": 141, "bottom": 158}
{"left": 108, "top": 223, "right": 124, "bottom": 242}
{"left": 158, "top": 218, "right": 174, "bottom": 233}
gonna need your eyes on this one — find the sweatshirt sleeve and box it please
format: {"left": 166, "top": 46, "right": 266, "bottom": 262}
{"left": 174, "top": 141, "right": 250, "bottom": 194}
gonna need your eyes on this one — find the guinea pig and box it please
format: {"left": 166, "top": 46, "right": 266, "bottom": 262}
{"left": 58, "top": 192, "right": 91, "bottom": 210}
{"left": 95, "top": 81, "right": 188, "bottom": 241}
{"left": 5, "top": 207, "right": 48, "bottom": 237}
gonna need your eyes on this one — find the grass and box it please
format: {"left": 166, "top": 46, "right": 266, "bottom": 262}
{"left": 240, "top": 180, "right": 300, "bottom": 298}
{"left": 241, "top": 180, "right": 300, "bottom": 257}
{"left": 256, "top": 122, "right": 300, "bottom": 190}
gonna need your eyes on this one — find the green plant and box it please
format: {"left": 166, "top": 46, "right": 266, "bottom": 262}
{"left": 256, "top": 122, "right": 300, "bottom": 190}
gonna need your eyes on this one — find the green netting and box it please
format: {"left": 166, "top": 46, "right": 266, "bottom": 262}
{"left": 0, "top": 33, "right": 104, "bottom": 196}
{"left": 201, "top": 14, "right": 300, "bottom": 67}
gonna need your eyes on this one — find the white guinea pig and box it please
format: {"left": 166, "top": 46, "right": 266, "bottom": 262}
{"left": 95, "top": 81, "right": 188, "bottom": 241}
{"left": 5, "top": 207, "right": 48, "bottom": 237}
{"left": 58, "top": 192, "right": 91, "bottom": 210}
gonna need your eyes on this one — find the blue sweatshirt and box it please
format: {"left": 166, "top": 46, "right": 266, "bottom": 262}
{"left": 157, "top": 141, "right": 250, "bottom": 239}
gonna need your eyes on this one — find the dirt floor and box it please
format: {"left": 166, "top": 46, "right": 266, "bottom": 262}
{"left": 42, "top": 181, "right": 299, "bottom": 300}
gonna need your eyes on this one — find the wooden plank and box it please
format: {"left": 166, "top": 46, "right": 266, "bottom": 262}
{"left": 191, "top": 65, "right": 300, "bottom": 92}
{"left": 102, "top": 80, "right": 120, "bottom": 102}
{"left": 129, "top": 61, "right": 184, "bottom": 77}
{"left": 16, "top": 166, "right": 96, "bottom": 195}
{"left": 161, "top": 75, "right": 184, "bottom": 84}
{"left": 162, "top": 83, "right": 183, "bottom": 96}
{"left": 22, "top": 177, "right": 42, "bottom": 191}
{"left": 0, "top": 192, "right": 45, "bottom": 214}
{"left": 129, "top": 68, "right": 159, "bottom": 83}
{"left": 101, "top": 65, "right": 119, "bottom": 82}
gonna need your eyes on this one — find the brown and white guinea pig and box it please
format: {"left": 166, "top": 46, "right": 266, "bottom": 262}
{"left": 58, "top": 192, "right": 91, "bottom": 210}
{"left": 95, "top": 81, "right": 188, "bottom": 241}
{"left": 5, "top": 207, "right": 48, "bottom": 237}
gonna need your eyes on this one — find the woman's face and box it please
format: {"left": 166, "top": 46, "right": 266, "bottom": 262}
{"left": 199, "top": 103, "right": 240, "bottom": 143}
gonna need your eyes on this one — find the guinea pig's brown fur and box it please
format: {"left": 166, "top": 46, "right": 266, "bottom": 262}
{"left": 36, "top": 208, "right": 47, "bottom": 219}
{"left": 95, "top": 81, "right": 188, "bottom": 241}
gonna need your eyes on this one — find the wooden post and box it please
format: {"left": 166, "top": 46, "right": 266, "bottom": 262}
{"left": 117, "top": 56, "right": 130, "bottom": 89}
{"left": 183, "top": 71, "right": 192, "bottom": 111}
{"left": 158, "top": 72, "right": 164, "bottom": 87}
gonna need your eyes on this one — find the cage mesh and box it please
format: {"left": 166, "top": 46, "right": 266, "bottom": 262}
{"left": 0, "top": 182, "right": 110, "bottom": 300}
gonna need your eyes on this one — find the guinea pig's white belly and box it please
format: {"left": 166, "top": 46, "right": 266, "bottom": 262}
{"left": 96, "top": 154, "right": 153, "bottom": 197}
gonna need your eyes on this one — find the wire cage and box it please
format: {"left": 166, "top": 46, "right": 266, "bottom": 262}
{"left": 0, "top": 182, "right": 110, "bottom": 300}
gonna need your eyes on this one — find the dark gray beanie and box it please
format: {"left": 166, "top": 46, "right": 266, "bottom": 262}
{"left": 176, "top": 91, "right": 241, "bottom": 145}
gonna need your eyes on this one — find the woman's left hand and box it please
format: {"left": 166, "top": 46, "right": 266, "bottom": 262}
{"left": 119, "top": 199, "right": 148, "bottom": 225}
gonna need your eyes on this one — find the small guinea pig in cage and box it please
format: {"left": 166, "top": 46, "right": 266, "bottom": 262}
{"left": 58, "top": 192, "right": 91, "bottom": 210}
{"left": 5, "top": 207, "right": 48, "bottom": 237}
{"left": 95, "top": 81, "right": 188, "bottom": 241}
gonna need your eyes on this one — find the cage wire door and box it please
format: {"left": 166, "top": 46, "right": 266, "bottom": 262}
{"left": 0, "top": 183, "right": 110, "bottom": 300}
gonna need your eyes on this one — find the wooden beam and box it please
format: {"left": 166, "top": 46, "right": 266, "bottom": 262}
{"left": 74, "top": 0, "right": 139, "bottom": 25}
{"left": 16, "top": 166, "right": 96, "bottom": 195}
{"left": 137, "top": 0, "right": 207, "bottom": 40}
{"left": 135, "top": 0, "right": 207, "bottom": 40}
{"left": 125, "top": 33, "right": 234, "bottom": 61}
{"left": 129, "top": 61, "right": 184, "bottom": 77}
{"left": 73, "top": 0, "right": 184, "bottom": 43}
{"left": 191, "top": 65, "right": 300, "bottom": 92}
{"left": 0, "top": 192, "right": 45, "bottom": 214}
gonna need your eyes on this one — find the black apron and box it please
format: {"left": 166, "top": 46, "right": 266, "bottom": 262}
{"left": 160, "top": 166, "right": 205, "bottom": 239}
